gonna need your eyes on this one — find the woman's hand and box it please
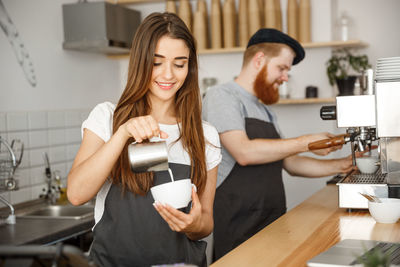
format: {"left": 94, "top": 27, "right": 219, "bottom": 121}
{"left": 118, "top": 115, "right": 168, "bottom": 142}
{"left": 153, "top": 187, "right": 203, "bottom": 238}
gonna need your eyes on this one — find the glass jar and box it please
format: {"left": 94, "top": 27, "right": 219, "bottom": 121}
{"left": 279, "top": 82, "right": 290, "bottom": 99}
{"left": 336, "top": 12, "right": 353, "bottom": 41}
{"left": 202, "top": 77, "right": 217, "bottom": 97}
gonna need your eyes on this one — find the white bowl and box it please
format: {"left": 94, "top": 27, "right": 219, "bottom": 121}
{"left": 356, "top": 156, "right": 379, "bottom": 174}
{"left": 368, "top": 198, "right": 400, "bottom": 223}
{"left": 150, "top": 179, "right": 193, "bottom": 209}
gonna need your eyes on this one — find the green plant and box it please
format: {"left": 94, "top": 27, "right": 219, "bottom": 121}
{"left": 326, "top": 48, "right": 371, "bottom": 85}
{"left": 356, "top": 246, "right": 392, "bottom": 267}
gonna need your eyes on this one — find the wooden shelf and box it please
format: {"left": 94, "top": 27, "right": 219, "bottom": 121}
{"left": 198, "top": 46, "right": 246, "bottom": 55}
{"left": 276, "top": 97, "right": 335, "bottom": 105}
{"left": 302, "top": 40, "right": 368, "bottom": 49}
{"left": 107, "top": 40, "right": 367, "bottom": 58}
{"left": 198, "top": 40, "right": 367, "bottom": 55}
{"left": 107, "top": 0, "right": 162, "bottom": 3}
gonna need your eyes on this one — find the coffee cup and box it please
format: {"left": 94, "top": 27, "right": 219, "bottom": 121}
{"left": 305, "top": 86, "right": 318, "bottom": 98}
{"left": 150, "top": 179, "right": 195, "bottom": 209}
{"left": 356, "top": 156, "right": 379, "bottom": 174}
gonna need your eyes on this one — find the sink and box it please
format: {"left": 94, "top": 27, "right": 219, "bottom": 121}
{"left": 17, "top": 205, "right": 94, "bottom": 220}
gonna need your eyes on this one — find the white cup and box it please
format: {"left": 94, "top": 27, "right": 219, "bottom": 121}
{"left": 356, "top": 156, "right": 379, "bottom": 174}
{"left": 150, "top": 179, "right": 195, "bottom": 209}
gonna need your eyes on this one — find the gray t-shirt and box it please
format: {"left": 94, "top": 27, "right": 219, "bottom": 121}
{"left": 202, "top": 81, "right": 281, "bottom": 187}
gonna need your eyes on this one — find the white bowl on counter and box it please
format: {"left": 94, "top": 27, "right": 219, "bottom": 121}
{"left": 368, "top": 198, "right": 400, "bottom": 223}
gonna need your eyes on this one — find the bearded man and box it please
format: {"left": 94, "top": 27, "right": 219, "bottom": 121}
{"left": 202, "top": 28, "right": 354, "bottom": 261}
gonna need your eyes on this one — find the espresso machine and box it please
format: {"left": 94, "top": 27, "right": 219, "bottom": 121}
{"left": 311, "top": 57, "right": 400, "bottom": 209}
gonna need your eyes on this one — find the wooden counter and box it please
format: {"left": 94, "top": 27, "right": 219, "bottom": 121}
{"left": 211, "top": 185, "right": 400, "bottom": 267}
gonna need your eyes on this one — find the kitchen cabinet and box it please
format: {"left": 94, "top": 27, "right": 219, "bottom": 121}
{"left": 62, "top": 231, "right": 93, "bottom": 252}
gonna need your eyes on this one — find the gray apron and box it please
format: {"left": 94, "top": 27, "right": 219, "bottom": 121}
{"left": 90, "top": 163, "right": 207, "bottom": 267}
{"left": 213, "top": 117, "right": 286, "bottom": 261}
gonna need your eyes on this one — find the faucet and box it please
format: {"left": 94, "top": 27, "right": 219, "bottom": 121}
{"left": 40, "top": 153, "right": 60, "bottom": 205}
{"left": 0, "top": 194, "right": 16, "bottom": 224}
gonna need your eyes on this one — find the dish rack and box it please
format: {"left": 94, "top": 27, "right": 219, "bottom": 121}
{"left": 0, "top": 136, "right": 23, "bottom": 191}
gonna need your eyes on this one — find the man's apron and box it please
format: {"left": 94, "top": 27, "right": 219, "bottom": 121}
{"left": 213, "top": 117, "right": 286, "bottom": 261}
{"left": 90, "top": 163, "right": 207, "bottom": 267}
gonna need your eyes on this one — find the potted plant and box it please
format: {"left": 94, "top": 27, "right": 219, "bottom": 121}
{"left": 326, "top": 48, "right": 371, "bottom": 96}
{"left": 355, "top": 245, "right": 392, "bottom": 267}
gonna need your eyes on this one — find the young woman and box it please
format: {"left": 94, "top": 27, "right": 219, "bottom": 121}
{"left": 67, "top": 12, "right": 221, "bottom": 267}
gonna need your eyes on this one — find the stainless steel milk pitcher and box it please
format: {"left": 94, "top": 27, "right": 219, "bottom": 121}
{"left": 128, "top": 139, "right": 169, "bottom": 173}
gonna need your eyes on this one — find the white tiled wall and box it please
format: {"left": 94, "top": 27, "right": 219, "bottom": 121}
{"left": 0, "top": 109, "right": 89, "bottom": 205}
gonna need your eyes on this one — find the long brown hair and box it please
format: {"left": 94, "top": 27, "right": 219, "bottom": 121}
{"left": 111, "top": 12, "right": 206, "bottom": 196}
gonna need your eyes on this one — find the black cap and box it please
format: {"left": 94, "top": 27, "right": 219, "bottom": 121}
{"left": 247, "top": 28, "right": 305, "bottom": 65}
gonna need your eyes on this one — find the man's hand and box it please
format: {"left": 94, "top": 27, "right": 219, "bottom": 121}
{"left": 303, "top": 132, "right": 345, "bottom": 156}
{"left": 311, "top": 144, "right": 343, "bottom": 156}
{"left": 332, "top": 145, "right": 379, "bottom": 174}
{"left": 336, "top": 155, "right": 356, "bottom": 173}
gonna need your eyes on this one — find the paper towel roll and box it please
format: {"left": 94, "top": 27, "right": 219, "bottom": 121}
{"left": 274, "top": 0, "right": 282, "bottom": 31}
{"left": 248, "top": 0, "right": 261, "bottom": 36}
{"left": 238, "top": 0, "right": 249, "bottom": 47}
{"left": 223, "top": 0, "right": 236, "bottom": 48}
{"left": 299, "top": 0, "right": 311, "bottom": 43}
{"left": 193, "top": 11, "right": 207, "bottom": 49}
{"left": 165, "top": 0, "right": 176, "bottom": 13}
{"left": 211, "top": 0, "right": 223, "bottom": 48}
{"left": 287, "top": 0, "right": 298, "bottom": 40}
{"left": 178, "top": 0, "right": 192, "bottom": 31}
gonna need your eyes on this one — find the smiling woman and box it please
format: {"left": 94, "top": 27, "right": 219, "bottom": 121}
{"left": 149, "top": 36, "right": 189, "bottom": 107}
{"left": 66, "top": 12, "right": 221, "bottom": 267}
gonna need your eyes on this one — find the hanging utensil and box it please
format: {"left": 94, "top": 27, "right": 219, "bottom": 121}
{"left": 10, "top": 139, "right": 24, "bottom": 169}
{"left": 0, "top": 136, "right": 16, "bottom": 179}
{"left": 43, "top": 152, "right": 52, "bottom": 179}
{"left": 0, "top": 136, "right": 23, "bottom": 191}
{"left": 359, "top": 192, "right": 382, "bottom": 203}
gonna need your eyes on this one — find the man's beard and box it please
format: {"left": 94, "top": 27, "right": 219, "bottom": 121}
{"left": 253, "top": 65, "right": 281, "bottom": 105}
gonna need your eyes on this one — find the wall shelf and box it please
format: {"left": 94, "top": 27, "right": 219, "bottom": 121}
{"left": 107, "top": 40, "right": 367, "bottom": 58}
{"left": 107, "top": 0, "right": 162, "bottom": 3}
{"left": 276, "top": 97, "right": 335, "bottom": 105}
{"left": 198, "top": 40, "right": 367, "bottom": 55}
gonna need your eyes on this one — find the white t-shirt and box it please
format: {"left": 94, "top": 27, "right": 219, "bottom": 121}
{"left": 81, "top": 102, "right": 222, "bottom": 225}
